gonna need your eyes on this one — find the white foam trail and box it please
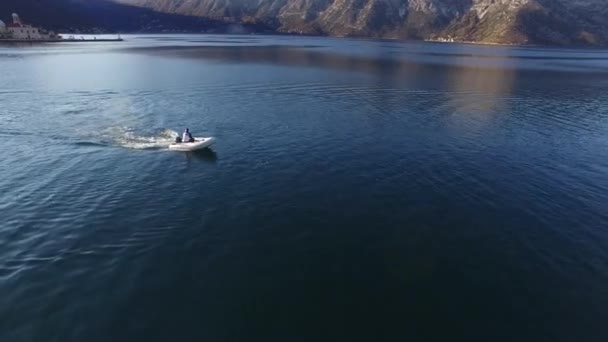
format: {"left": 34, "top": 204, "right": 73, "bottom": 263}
{"left": 101, "top": 127, "right": 179, "bottom": 150}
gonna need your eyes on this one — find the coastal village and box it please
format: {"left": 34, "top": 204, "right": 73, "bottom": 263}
{"left": 0, "top": 13, "right": 60, "bottom": 41}
{"left": 0, "top": 13, "right": 122, "bottom": 42}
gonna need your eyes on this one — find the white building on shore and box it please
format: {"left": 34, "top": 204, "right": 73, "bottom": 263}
{"left": 0, "top": 13, "right": 59, "bottom": 40}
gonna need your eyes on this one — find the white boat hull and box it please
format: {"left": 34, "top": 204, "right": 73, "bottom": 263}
{"left": 168, "top": 137, "right": 215, "bottom": 151}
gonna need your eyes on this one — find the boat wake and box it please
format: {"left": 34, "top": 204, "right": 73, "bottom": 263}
{"left": 95, "top": 127, "right": 179, "bottom": 150}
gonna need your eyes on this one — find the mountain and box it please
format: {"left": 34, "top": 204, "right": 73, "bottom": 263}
{"left": 2, "top": 0, "right": 607, "bottom": 46}
{"left": 0, "top": 0, "right": 270, "bottom": 33}
{"left": 113, "top": 0, "right": 608, "bottom": 45}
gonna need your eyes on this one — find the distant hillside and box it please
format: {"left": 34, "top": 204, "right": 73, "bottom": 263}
{"left": 0, "top": 0, "right": 271, "bottom": 33}
{"left": 114, "top": 0, "right": 608, "bottom": 46}
{"left": 2, "top": 0, "right": 607, "bottom": 46}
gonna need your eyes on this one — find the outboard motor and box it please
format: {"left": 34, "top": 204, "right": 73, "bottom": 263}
{"left": 175, "top": 136, "right": 183, "bottom": 143}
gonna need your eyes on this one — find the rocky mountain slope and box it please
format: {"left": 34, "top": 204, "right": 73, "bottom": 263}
{"left": 2, "top": 0, "right": 607, "bottom": 46}
{"left": 113, "top": 0, "right": 608, "bottom": 45}
{"left": 0, "top": 0, "right": 267, "bottom": 33}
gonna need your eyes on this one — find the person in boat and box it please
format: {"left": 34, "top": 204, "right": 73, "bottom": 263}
{"left": 182, "top": 128, "right": 195, "bottom": 143}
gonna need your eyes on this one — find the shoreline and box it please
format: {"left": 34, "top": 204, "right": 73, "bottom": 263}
{"left": 0, "top": 38, "right": 124, "bottom": 43}
{"left": 424, "top": 39, "right": 523, "bottom": 47}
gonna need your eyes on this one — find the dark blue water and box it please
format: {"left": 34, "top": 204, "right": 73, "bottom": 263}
{"left": 1, "top": 35, "right": 608, "bottom": 342}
